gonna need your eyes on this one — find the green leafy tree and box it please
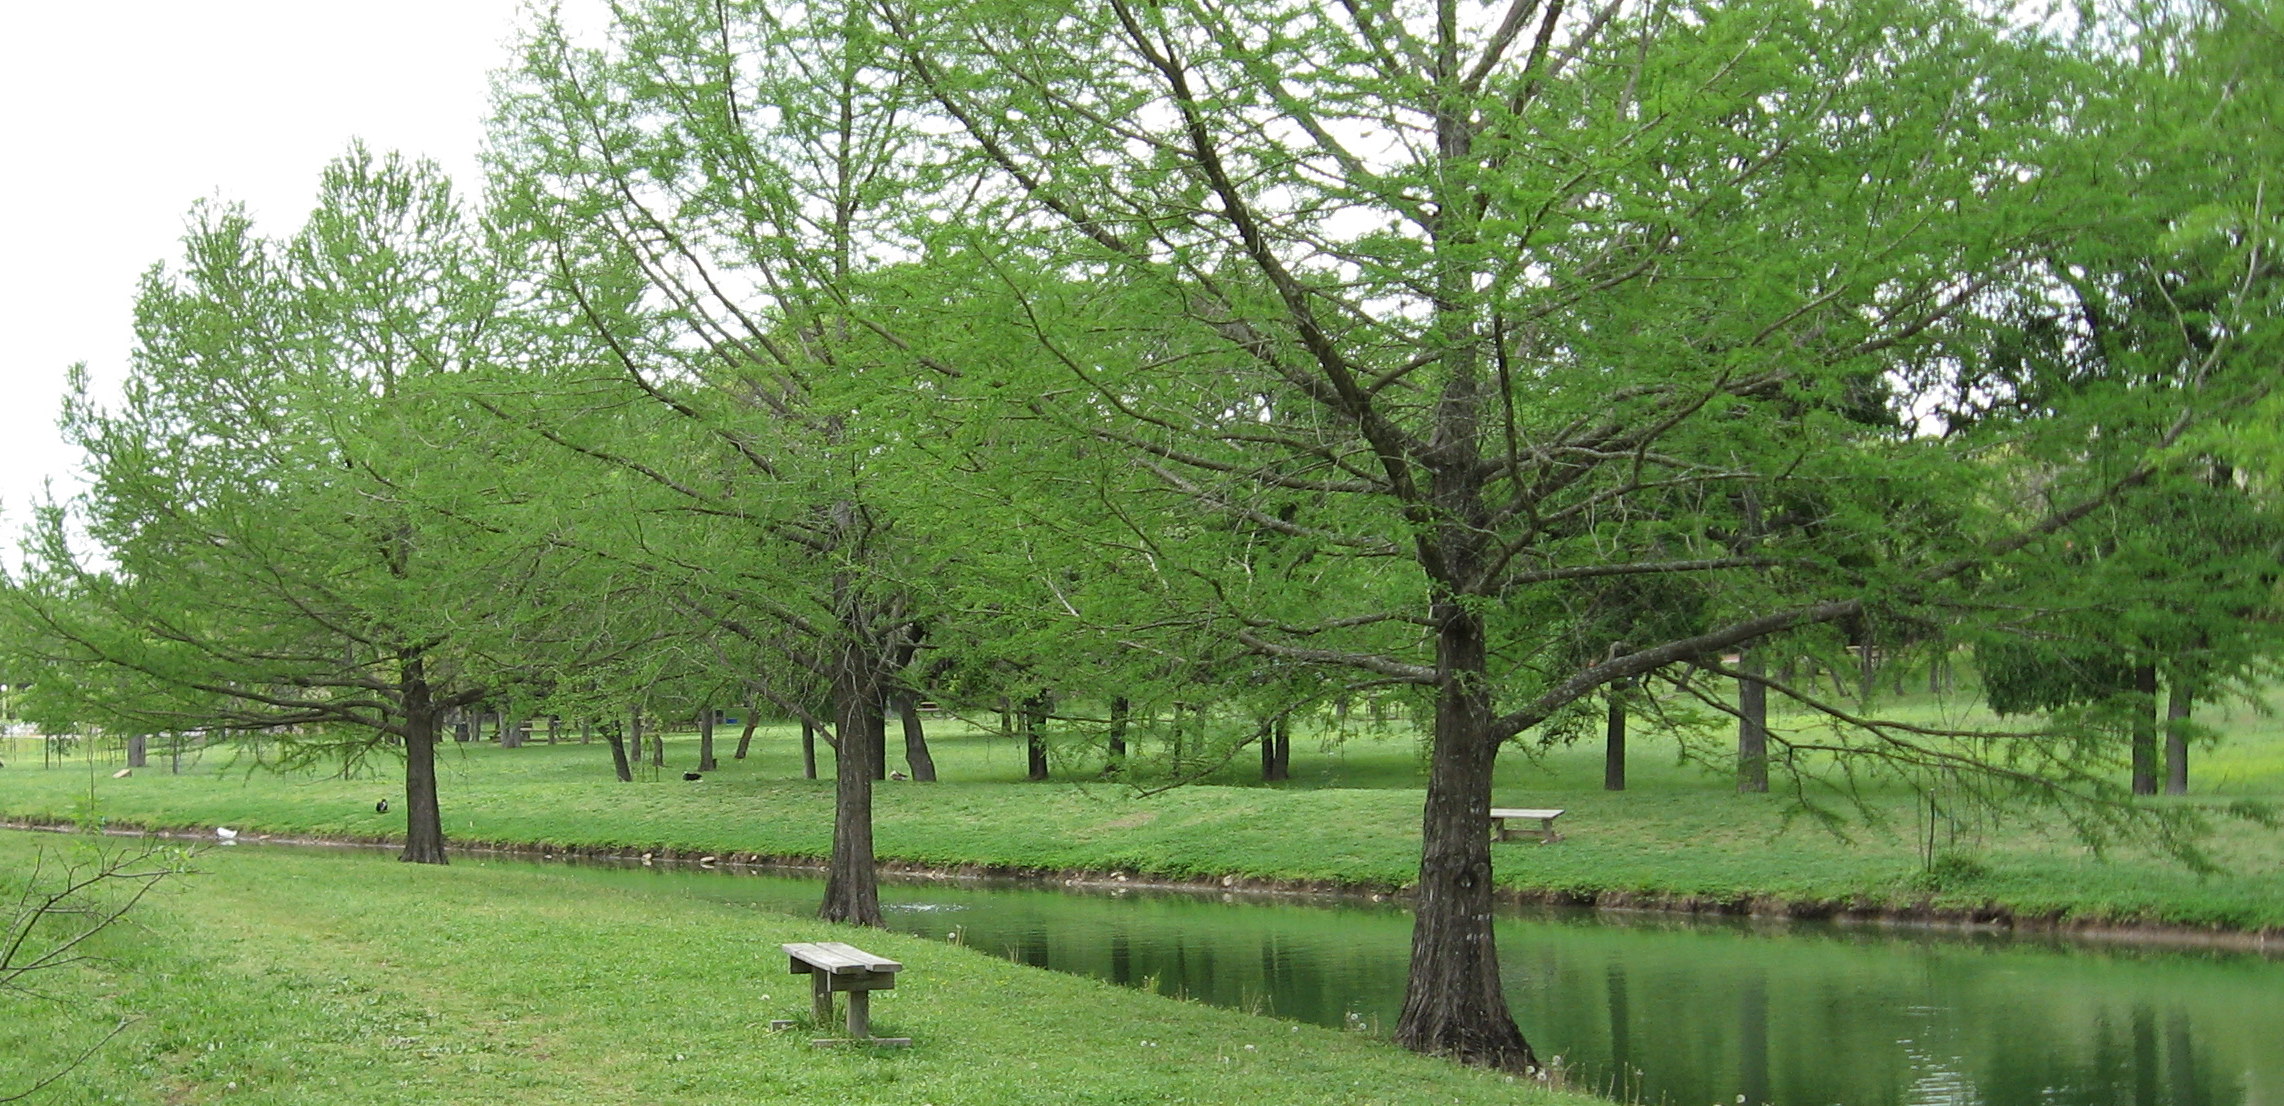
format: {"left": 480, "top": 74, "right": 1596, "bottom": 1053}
{"left": 4, "top": 148, "right": 547, "bottom": 863}
{"left": 871, "top": 0, "right": 2250, "bottom": 1069}
{"left": 488, "top": 0, "right": 976, "bottom": 923}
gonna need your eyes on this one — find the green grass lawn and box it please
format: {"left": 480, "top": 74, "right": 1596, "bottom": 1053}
{"left": 3, "top": 681, "right": 2282, "bottom": 931}
{"left": 0, "top": 831, "right": 1593, "bottom": 1106}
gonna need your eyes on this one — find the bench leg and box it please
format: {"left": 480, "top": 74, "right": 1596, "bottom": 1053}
{"left": 847, "top": 989, "right": 871, "bottom": 1039}
{"left": 811, "top": 970, "right": 834, "bottom": 1025}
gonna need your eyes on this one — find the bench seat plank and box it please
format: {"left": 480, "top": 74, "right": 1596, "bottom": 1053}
{"left": 1488, "top": 807, "right": 1566, "bottom": 843}
{"left": 783, "top": 941, "right": 903, "bottom": 975}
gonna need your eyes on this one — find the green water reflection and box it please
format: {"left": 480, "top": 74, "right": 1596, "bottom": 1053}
{"left": 462, "top": 854, "right": 2281, "bottom": 1106}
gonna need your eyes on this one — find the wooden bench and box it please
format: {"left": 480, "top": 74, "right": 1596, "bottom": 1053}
{"left": 1489, "top": 807, "right": 1566, "bottom": 843}
{"left": 775, "top": 941, "right": 911, "bottom": 1046}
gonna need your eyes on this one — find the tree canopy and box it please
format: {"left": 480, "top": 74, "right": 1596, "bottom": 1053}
{"left": 4, "top": 0, "right": 2277, "bottom": 1076}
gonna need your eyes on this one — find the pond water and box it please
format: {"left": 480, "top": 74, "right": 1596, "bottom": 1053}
{"left": 443, "top": 852, "right": 2282, "bottom": 1106}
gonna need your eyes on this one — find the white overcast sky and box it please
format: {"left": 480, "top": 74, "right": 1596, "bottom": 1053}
{"left": 0, "top": 0, "right": 593, "bottom": 555}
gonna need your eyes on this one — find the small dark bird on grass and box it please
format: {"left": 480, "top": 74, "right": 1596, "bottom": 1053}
{"left": 376, "top": 799, "right": 389, "bottom": 813}
{"left": 683, "top": 772, "right": 703, "bottom": 781}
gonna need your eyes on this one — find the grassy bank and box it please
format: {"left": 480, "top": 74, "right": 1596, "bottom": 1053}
{"left": 0, "top": 831, "right": 1593, "bottom": 1106}
{"left": 5, "top": 687, "right": 2283, "bottom": 933}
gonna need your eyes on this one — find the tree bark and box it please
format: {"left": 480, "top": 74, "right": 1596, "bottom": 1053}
{"left": 869, "top": 708, "right": 890, "bottom": 781}
{"left": 1022, "top": 693, "right": 1050, "bottom": 781}
{"left": 1260, "top": 715, "right": 1290, "bottom": 781}
{"left": 126, "top": 733, "right": 148, "bottom": 769}
{"left": 698, "top": 707, "right": 719, "bottom": 772}
{"left": 1106, "top": 695, "right": 1130, "bottom": 775}
{"left": 2164, "top": 680, "right": 2192, "bottom": 797}
{"left": 897, "top": 695, "right": 937, "bottom": 781}
{"left": 603, "top": 719, "right": 633, "bottom": 782}
{"left": 735, "top": 706, "right": 759, "bottom": 759}
{"left": 1737, "top": 648, "right": 1769, "bottom": 793}
{"left": 2131, "top": 663, "right": 2159, "bottom": 796}
{"left": 650, "top": 709, "right": 665, "bottom": 767}
{"left": 1603, "top": 689, "right": 1626, "bottom": 792}
{"left": 819, "top": 637, "right": 887, "bottom": 927}
{"left": 1393, "top": 602, "right": 1535, "bottom": 1070}
{"left": 399, "top": 656, "right": 448, "bottom": 864}
{"left": 801, "top": 718, "right": 818, "bottom": 780}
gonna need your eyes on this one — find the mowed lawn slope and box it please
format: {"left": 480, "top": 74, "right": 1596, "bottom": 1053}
{"left": 5, "top": 685, "right": 2283, "bottom": 932}
{"left": 0, "top": 832, "right": 1593, "bottom": 1106}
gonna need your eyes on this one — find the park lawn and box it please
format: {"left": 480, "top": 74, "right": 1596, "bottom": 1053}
{"left": 5, "top": 687, "right": 2283, "bottom": 933}
{"left": 0, "top": 831, "right": 1593, "bottom": 1106}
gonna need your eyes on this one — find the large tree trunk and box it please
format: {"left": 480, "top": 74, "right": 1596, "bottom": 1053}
{"left": 1393, "top": 603, "right": 1535, "bottom": 1070}
{"left": 869, "top": 709, "right": 890, "bottom": 782}
{"left": 126, "top": 733, "right": 148, "bottom": 769}
{"left": 897, "top": 695, "right": 937, "bottom": 781}
{"left": 735, "top": 706, "right": 759, "bottom": 759}
{"left": 2131, "top": 663, "right": 2159, "bottom": 796}
{"left": 1106, "top": 695, "right": 1130, "bottom": 774}
{"left": 819, "top": 639, "right": 888, "bottom": 927}
{"left": 1259, "top": 715, "right": 1290, "bottom": 782}
{"left": 1603, "top": 689, "right": 1626, "bottom": 792}
{"left": 1388, "top": 83, "right": 1535, "bottom": 1064}
{"left": 860, "top": 697, "right": 887, "bottom": 781}
{"left": 399, "top": 656, "right": 448, "bottom": 865}
{"left": 801, "top": 718, "right": 818, "bottom": 780}
{"left": 698, "top": 707, "right": 719, "bottom": 772}
{"left": 1022, "top": 693, "right": 1050, "bottom": 781}
{"left": 1737, "top": 648, "right": 1769, "bottom": 793}
{"left": 603, "top": 720, "right": 633, "bottom": 782}
{"left": 2164, "top": 680, "right": 2192, "bottom": 797}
